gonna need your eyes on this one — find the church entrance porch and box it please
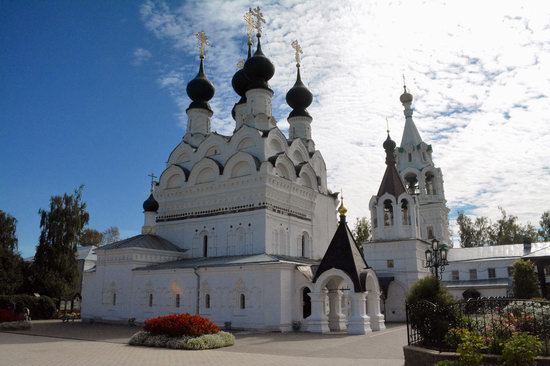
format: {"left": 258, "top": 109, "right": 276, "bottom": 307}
{"left": 303, "top": 268, "right": 383, "bottom": 335}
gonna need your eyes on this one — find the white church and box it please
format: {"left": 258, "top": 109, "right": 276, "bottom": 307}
{"left": 82, "top": 10, "right": 453, "bottom": 332}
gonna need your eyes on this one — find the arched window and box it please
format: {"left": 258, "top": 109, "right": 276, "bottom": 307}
{"left": 408, "top": 153, "right": 412, "bottom": 162}
{"left": 203, "top": 235, "right": 208, "bottom": 257}
{"left": 240, "top": 294, "right": 246, "bottom": 309}
{"left": 205, "top": 294, "right": 211, "bottom": 309}
{"left": 148, "top": 293, "right": 153, "bottom": 307}
{"left": 301, "top": 235, "right": 306, "bottom": 257}
{"left": 425, "top": 172, "right": 436, "bottom": 195}
{"left": 175, "top": 294, "right": 180, "bottom": 308}
{"left": 302, "top": 288, "right": 311, "bottom": 319}
{"left": 383, "top": 200, "right": 394, "bottom": 226}
{"left": 405, "top": 174, "right": 419, "bottom": 195}
{"left": 401, "top": 199, "right": 410, "bottom": 225}
{"left": 112, "top": 293, "right": 117, "bottom": 306}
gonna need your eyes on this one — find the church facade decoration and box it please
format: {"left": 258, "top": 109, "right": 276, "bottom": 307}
{"left": 81, "top": 9, "right": 385, "bottom": 335}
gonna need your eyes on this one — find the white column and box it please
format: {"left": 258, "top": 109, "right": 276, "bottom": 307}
{"left": 347, "top": 292, "right": 371, "bottom": 335}
{"left": 367, "top": 291, "right": 386, "bottom": 331}
{"left": 303, "top": 290, "right": 329, "bottom": 333}
{"left": 327, "top": 290, "right": 346, "bottom": 332}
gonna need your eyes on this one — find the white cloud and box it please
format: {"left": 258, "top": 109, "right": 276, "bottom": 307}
{"left": 140, "top": 0, "right": 550, "bottom": 233}
{"left": 132, "top": 47, "right": 153, "bottom": 66}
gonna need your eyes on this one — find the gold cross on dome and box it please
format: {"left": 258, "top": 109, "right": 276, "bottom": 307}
{"left": 386, "top": 117, "right": 390, "bottom": 134}
{"left": 196, "top": 31, "right": 209, "bottom": 58}
{"left": 248, "top": 6, "right": 265, "bottom": 35}
{"left": 148, "top": 173, "right": 157, "bottom": 192}
{"left": 244, "top": 10, "right": 255, "bottom": 43}
{"left": 291, "top": 40, "right": 303, "bottom": 66}
{"left": 236, "top": 59, "right": 245, "bottom": 69}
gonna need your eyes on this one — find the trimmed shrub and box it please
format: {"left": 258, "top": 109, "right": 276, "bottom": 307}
{"left": 501, "top": 332, "right": 542, "bottom": 366}
{"left": 406, "top": 277, "right": 460, "bottom": 344}
{"left": 0, "top": 295, "right": 56, "bottom": 320}
{"left": 128, "top": 330, "right": 235, "bottom": 350}
{"left": 144, "top": 313, "right": 220, "bottom": 337}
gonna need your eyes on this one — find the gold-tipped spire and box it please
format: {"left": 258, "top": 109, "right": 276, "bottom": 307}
{"left": 291, "top": 40, "right": 303, "bottom": 67}
{"left": 196, "top": 31, "right": 209, "bottom": 59}
{"left": 338, "top": 190, "right": 348, "bottom": 217}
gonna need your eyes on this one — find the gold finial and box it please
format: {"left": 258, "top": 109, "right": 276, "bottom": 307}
{"left": 247, "top": 6, "right": 265, "bottom": 36}
{"left": 147, "top": 172, "right": 157, "bottom": 193}
{"left": 244, "top": 10, "right": 255, "bottom": 44}
{"left": 291, "top": 40, "right": 303, "bottom": 67}
{"left": 402, "top": 74, "right": 407, "bottom": 93}
{"left": 386, "top": 117, "right": 390, "bottom": 134}
{"left": 196, "top": 31, "right": 209, "bottom": 59}
{"left": 338, "top": 190, "right": 348, "bottom": 216}
{"left": 236, "top": 59, "right": 245, "bottom": 69}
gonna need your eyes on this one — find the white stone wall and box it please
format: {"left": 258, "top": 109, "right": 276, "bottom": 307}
{"left": 363, "top": 239, "right": 431, "bottom": 321}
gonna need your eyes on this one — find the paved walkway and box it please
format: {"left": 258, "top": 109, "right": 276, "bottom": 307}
{"left": 0, "top": 320, "right": 406, "bottom": 366}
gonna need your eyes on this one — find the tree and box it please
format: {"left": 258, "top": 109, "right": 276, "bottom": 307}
{"left": 79, "top": 228, "right": 103, "bottom": 247}
{"left": 456, "top": 212, "right": 491, "bottom": 247}
{"left": 512, "top": 259, "right": 540, "bottom": 299}
{"left": 0, "top": 210, "right": 24, "bottom": 295}
{"left": 352, "top": 217, "right": 371, "bottom": 252}
{"left": 540, "top": 211, "right": 550, "bottom": 241}
{"left": 32, "top": 186, "right": 89, "bottom": 299}
{"left": 457, "top": 208, "right": 541, "bottom": 247}
{"left": 489, "top": 207, "right": 538, "bottom": 246}
{"left": 102, "top": 226, "right": 120, "bottom": 245}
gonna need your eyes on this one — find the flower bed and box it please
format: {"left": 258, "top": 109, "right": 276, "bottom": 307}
{"left": 129, "top": 313, "right": 234, "bottom": 350}
{"left": 0, "top": 320, "right": 31, "bottom": 331}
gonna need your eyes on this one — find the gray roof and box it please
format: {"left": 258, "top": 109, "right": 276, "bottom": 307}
{"left": 448, "top": 242, "right": 550, "bottom": 262}
{"left": 134, "top": 253, "right": 319, "bottom": 271}
{"left": 76, "top": 245, "right": 96, "bottom": 261}
{"left": 99, "top": 234, "right": 185, "bottom": 252}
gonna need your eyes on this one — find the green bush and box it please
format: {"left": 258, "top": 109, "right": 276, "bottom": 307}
{"left": 406, "top": 277, "right": 460, "bottom": 344}
{"left": 0, "top": 295, "right": 56, "bottom": 319}
{"left": 434, "top": 361, "right": 460, "bottom": 366}
{"left": 501, "top": 332, "right": 542, "bottom": 366}
{"left": 455, "top": 329, "right": 485, "bottom": 365}
{"left": 512, "top": 260, "right": 540, "bottom": 299}
{"left": 406, "top": 276, "right": 454, "bottom": 305}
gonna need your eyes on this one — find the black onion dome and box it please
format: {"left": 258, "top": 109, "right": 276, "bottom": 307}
{"left": 186, "top": 58, "right": 215, "bottom": 111}
{"left": 400, "top": 86, "right": 413, "bottom": 104}
{"left": 143, "top": 193, "right": 159, "bottom": 212}
{"left": 232, "top": 68, "right": 249, "bottom": 98}
{"left": 243, "top": 35, "right": 275, "bottom": 90}
{"left": 383, "top": 133, "right": 397, "bottom": 166}
{"left": 383, "top": 133, "right": 397, "bottom": 151}
{"left": 286, "top": 67, "right": 313, "bottom": 118}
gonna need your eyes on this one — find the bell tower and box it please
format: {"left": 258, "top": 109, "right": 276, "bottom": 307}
{"left": 395, "top": 85, "right": 450, "bottom": 244}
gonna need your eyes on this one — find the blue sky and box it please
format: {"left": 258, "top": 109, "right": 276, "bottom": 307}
{"left": 2, "top": 1, "right": 550, "bottom": 257}
{"left": 1, "top": 1, "right": 187, "bottom": 256}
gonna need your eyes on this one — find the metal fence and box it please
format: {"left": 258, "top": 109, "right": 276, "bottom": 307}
{"left": 406, "top": 298, "right": 550, "bottom": 355}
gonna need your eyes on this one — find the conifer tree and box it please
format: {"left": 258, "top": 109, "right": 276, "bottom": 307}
{"left": 32, "top": 186, "right": 89, "bottom": 298}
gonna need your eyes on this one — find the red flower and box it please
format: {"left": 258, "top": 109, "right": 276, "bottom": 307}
{"left": 144, "top": 313, "right": 219, "bottom": 337}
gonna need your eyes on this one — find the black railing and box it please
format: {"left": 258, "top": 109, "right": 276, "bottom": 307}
{"left": 406, "top": 298, "right": 550, "bottom": 355}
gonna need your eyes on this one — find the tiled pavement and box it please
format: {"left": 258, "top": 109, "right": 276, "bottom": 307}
{"left": 0, "top": 320, "right": 406, "bottom": 366}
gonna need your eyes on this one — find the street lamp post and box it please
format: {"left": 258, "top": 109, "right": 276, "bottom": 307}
{"left": 425, "top": 239, "right": 449, "bottom": 280}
